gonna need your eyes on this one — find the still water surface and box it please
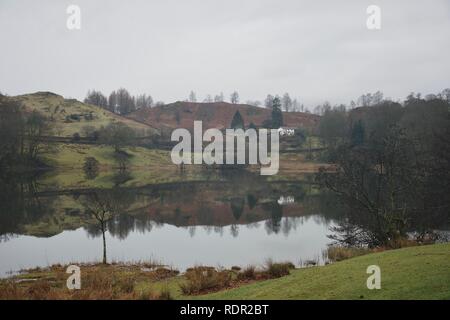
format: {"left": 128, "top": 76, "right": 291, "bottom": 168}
{"left": 0, "top": 171, "right": 340, "bottom": 276}
{"left": 0, "top": 216, "right": 333, "bottom": 276}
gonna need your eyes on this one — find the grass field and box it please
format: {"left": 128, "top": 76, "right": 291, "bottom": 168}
{"left": 43, "top": 143, "right": 171, "bottom": 169}
{"left": 200, "top": 243, "right": 450, "bottom": 300}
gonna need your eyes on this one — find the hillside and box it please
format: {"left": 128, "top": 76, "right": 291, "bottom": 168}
{"left": 128, "top": 101, "right": 320, "bottom": 131}
{"left": 201, "top": 243, "right": 450, "bottom": 300}
{"left": 11, "top": 92, "right": 159, "bottom": 137}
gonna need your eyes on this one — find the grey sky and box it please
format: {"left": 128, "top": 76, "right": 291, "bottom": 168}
{"left": 1, "top": 0, "right": 449, "bottom": 107}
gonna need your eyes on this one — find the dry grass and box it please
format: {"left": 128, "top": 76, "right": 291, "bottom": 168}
{"left": 324, "top": 238, "right": 425, "bottom": 263}
{"left": 0, "top": 260, "right": 295, "bottom": 299}
{"left": 324, "top": 246, "right": 371, "bottom": 262}
{"left": 0, "top": 263, "right": 180, "bottom": 300}
{"left": 179, "top": 267, "right": 232, "bottom": 295}
{"left": 264, "top": 259, "right": 295, "bottom": 278}
{"left": 237, "top": 265, "right": 257, "bottom": 280}
{"left": 180, "top": 261, "right": 296, "bottom": 296}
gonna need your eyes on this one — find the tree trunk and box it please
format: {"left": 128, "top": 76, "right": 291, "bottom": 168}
{"left": 102, "top": 224, "right": 107, "bottom": 264}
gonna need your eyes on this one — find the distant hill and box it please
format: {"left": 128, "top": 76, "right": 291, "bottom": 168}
{"left": 10, "top": 92, "right": 159, "bottom": 137}
{"left": 128, "top": 101, "right": 320, "bottom": 131}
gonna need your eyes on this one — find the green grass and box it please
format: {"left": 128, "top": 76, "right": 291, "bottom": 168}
{"left": 13, "top": 92, "right": 157, "bottom": 137}
{"left": 199, "top": 243, "right": 450, "bottom": 300}
{"left": 38, "top": 144, "right": 209, "bottom": 190}
{"left": 43, "top": 143, "right": 172, "bottom": 169}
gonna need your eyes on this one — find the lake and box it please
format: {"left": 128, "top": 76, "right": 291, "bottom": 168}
{"left": 0, "top": 169, "right": 342, "bottom": 276}
{"left": 1, "top": 168, "right": 447, "bottom": 277}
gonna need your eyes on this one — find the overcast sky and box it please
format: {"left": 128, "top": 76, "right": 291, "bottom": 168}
{"left": 0, "top": 0, "right": 449, "bottom": 107}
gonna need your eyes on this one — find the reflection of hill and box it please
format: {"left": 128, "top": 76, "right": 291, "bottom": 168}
{"left": 0, "top": 173, "right": 328, "bottom": 239}
{"left": 141, "top": 186, "right": 310, "bottom": 227}
{"left": 5, "top": 171, "right": 446, "bottom": 242}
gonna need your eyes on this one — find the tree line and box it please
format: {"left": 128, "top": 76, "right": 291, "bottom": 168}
{"left": 84, "top": 88, "right": 165, "bottom": 115}
{"left": 317, "top": 89, "right": 450, "bottom": 248}
{"left": 0, "top": 94, "right": 51, "bottom": 169}
{"left": 0, "top": 93, "right": 142, "bottom": 171}
{"left": 187, "top": 90, "right": 306, "bottom": 112}
{"left": 85, "top": 89, "right": 309, "bottom": 114}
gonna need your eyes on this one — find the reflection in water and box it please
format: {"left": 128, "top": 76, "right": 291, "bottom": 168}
{"left": 0, "top": 216, "right": 332, "bottom": 276}
{"left": 0, "top": 169, "right": 448, "bottom": 276}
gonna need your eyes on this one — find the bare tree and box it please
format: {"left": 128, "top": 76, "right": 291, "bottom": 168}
{"left": 264, "top": 94, "right": 274, "bottom": 108}
{"left": 282, "top": 93, "right": 292, "bottom": 112}
{"left": 109, "top": 88, "right": 136, "bottom": 114}
{"left": 189, "top": 90, "right": 197, "bottom": 102}
{"left": 24, "top": 111, "right": 51, "bottom": 160}
{"left": 230, "top": 91, "right": 239, "bottom": 104}
{"left": 108, "top": 91, "right": 117, "bottom": 112}
{"left": 440, "top": 88, "right": 450, "bottom": 102}
{"left": 84, "top": 90, "right": 108, "bottom": 109}
{"left": 99, "top": 122, "right": 136, "bottom": 153}
{"left": 357, "top": 91, "right": 384, "bottom": 107}
{"left": 136, "top": 94, "right": 154, "bottom": 109}
{"left": 214, "top": 92, "right": 224, "bottom": 102}
{"left": 82, "top": 191, "right": 122, "bottom": 264}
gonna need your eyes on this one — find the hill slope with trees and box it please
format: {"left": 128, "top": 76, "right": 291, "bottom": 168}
{"left": 10, "top": 92, "right": 159, "bottom": 138}
{"left": 128, "top": 101, "right": 320, "bottom": 131}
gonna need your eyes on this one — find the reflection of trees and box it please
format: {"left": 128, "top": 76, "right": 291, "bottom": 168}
{"left": 230, "top": 197, "right": 245, "bottom": 221}
{"left": 188, "top": 226, "right": 196, "bottom": 237}
{"left": 317, "top": 121, "right": 450, "bottom": 247}
{"left": 214, "top": 226, "right": 224, "bottom": 236}
{"left": 1, "top": 176, "right": 348, "bottom": 242}
{"left": 76, "top": 181, "right": 331, "bottom": 239}
{"left": 0, "top": 174, "right": 54, "bottom": 239}
{"left": 230, "top": 224, "right": 239, "bottom": 237}
{"left": 262, "top": 202, "right": 283, "bottom": 234}
{"left": 111, "top": 170, "right": 133, "bottom": 187}
{"left": 197, "top": 204, "right": 215, "bottom": 225}
{"left": 83, "top": 157, "right": 99, "bottom": 180}
{"left": 108, "top": 214, "right": 135, "bottom": 240}
{"left": 246, "top": 194, "right": 257, "bottom": 209}
{"left": 282, "top": 218, "right": 294, "bottom": 236}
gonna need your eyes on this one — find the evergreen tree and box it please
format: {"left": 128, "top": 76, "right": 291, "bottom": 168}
{"left": 351, "top": 120, "right": 365, "bottom": 145}
{"left": 271, "top": 96, "right": 283, "bottom": 128}
{"left": 230, "top": 110, "right": 244, "bottom": 129}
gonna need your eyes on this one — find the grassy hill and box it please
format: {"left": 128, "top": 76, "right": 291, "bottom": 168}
{"left": 128, "top": 101, "right": 320, "bottom": 131}
{"left": 2, "top": 92, "right": 324, "bottom": 176}
{"left": 199, "top": 243, "right": 450, "bottom": 300}
{"left": 11, "top": 92, "right": 159, "bottom": 137}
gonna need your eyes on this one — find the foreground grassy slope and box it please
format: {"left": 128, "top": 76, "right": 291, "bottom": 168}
{"left": 2, "top": 244, "right": 448, "bottom": 300}
{"left": 201, "top": 243, "right": 450, "bottom": 300}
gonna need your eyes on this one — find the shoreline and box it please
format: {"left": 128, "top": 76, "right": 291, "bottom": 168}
{"left": 1, "top": 242, "right": 448, "bottom": 300}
